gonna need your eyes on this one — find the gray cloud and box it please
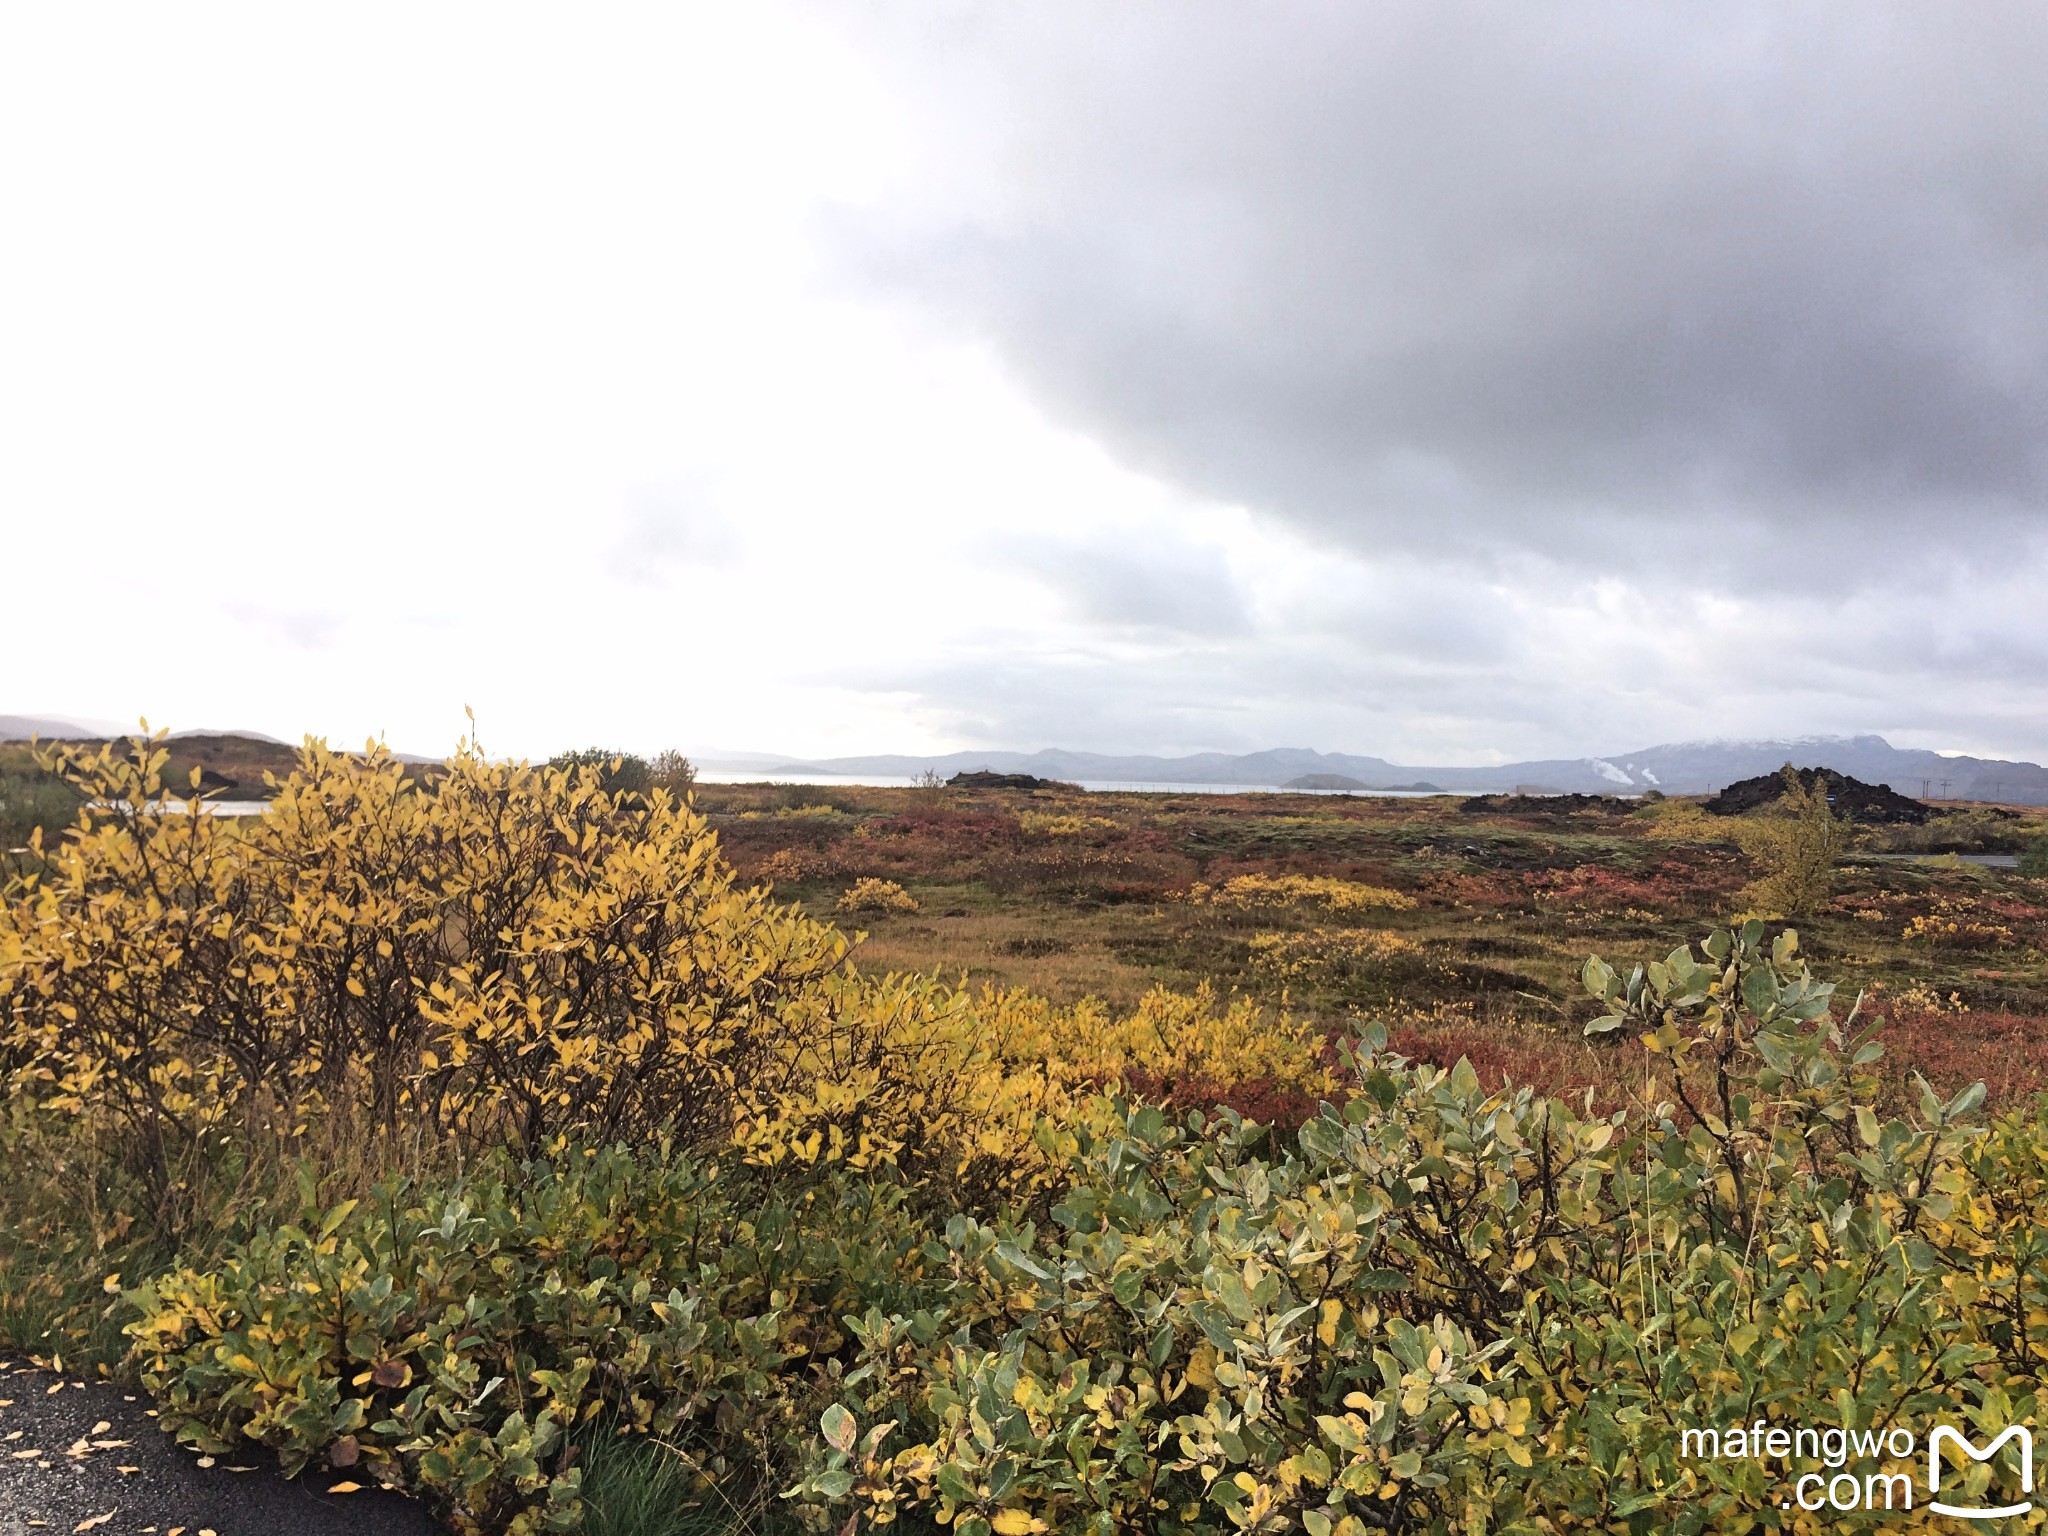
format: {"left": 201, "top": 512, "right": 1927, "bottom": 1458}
{"left": 997, "top": 532, "right": 1251, "bottom": 635}
{"left": 825, "top": 3, "right": 2048, "bottom": 574}
{"left": 817, "top": 544, "right": 2048, "bottom": 763}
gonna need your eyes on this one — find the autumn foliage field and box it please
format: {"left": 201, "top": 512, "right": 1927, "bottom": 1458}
{"left": 702, "top": 775, "right": 2048, "bottom": 1115}
{"left": 5, "top": 739, "right": 2048, "bottom": 1535}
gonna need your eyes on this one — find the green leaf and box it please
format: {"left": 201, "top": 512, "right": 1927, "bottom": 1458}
{"left": 820, "top": 1403, "right": 857, "bottom": 1454}
{"left": 319, "top": 1199, "right": 361, "bottom": 1240}
{"left": 938, "top": 1465, "right": 975, "bottom": 1503}
{"left": 813, "top": 1469, "right": 854, "bottom": 1499}
{"left": 1946, "top": 1080, "right": 1987, "bottom": 1121}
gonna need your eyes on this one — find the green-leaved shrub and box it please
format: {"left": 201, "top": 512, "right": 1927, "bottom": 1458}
{"left": 127, "top": 926, "right": 2048, "bottom": 1535}
{"left": 127, "top": 1145, "right": 935, "bottom": 1534}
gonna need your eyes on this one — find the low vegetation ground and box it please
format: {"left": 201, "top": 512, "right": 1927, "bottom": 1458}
{"left": 701, "top": 779, "right": 2048, "bottom": 1110}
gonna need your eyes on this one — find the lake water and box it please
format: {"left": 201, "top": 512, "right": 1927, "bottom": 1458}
{"left": 694, "top": 771, "right": 1454, "bottom": 797}
{"left": 115, "top": 782, "right": 1461, "bottom": 815}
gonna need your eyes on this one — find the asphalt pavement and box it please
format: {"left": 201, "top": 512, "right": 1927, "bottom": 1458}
{"left": 0, "top": 1358, "right": 444, "bottom": 1536}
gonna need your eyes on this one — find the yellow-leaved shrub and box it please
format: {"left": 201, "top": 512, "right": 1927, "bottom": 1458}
{"left": 835, "top": 876, "right": 920, "bottom": 913}
{"left": 1247, "top": 927, "right": 1422, "bottom": 985}
{"left": 1185, "top": 873, "right": 1416, "bottom": 915}
{"left": 0, "top": 737, "right": 940, "bottom": 1203}
{"left": 1, "top": 735, "right": 1334, "bottom": 1224}
{"left": 733, "top": 979, "right": 1335, "bottom": 1210}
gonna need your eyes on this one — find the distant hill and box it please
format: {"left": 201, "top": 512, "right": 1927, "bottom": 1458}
{"left": 737, "top": 734, "right": 2048, "bottom": 804}
{"left": 0, "top": 714, "right": 125, "bottom": 741}
{"left": 0, "top": 725, "right": 442, "bottom": 797}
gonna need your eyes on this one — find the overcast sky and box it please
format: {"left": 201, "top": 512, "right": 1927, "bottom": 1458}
{"left": 6, "top": 4, "right": 2045, "bottom": 765}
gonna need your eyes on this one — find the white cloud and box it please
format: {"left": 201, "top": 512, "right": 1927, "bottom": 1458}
{"left": 3, "top": 4, "right": 2044, "bottom": 765}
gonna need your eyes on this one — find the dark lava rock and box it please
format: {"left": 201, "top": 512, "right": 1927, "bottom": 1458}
{"left": 947, "top": 770, "right": 1078, "bottom": 791}
{"left": 1704, "top": 768, "right": 1930, "bottom": 824}
{"left": 1460, "top": 793, "right": 1636, "bottom": 816}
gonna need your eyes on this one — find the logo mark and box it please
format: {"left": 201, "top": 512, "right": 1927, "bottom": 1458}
{"left": 1929, "top": 1425, "right": 2034, "bottom": 1520}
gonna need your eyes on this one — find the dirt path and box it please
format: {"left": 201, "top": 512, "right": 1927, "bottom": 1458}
{"left": 0, "top": 1358, "right": 444, "bottom": 1536}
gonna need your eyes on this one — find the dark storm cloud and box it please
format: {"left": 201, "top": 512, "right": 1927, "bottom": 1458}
{"left": 826, "top": 3, "right": 2048, "bottom": 568}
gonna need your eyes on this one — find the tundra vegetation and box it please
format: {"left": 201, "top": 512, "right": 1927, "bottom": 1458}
{"left": 2, "top": 738, "right": 2047, "bottom": 1535}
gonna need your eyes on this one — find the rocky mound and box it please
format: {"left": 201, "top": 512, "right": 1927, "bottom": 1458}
{"left": 947, "top": 770, "right": 1077, "bottom": 791}
{"left": 1704, "top": 767, "right": 1930, "bottom": 824}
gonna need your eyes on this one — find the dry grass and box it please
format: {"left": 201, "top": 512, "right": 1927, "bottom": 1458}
{"left": 815, "top": 889, "right": 1201, "bottom": 1008}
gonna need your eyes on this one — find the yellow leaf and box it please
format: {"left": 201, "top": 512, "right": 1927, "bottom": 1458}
{"left": 328, "top": 1481, "right": 364, "bottom": 1494}
{"left": 990, "top": 1511, "right": 1044, "bottom": 1535}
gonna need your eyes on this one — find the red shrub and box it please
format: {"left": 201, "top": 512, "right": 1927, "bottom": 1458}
{"left": 1422, "top": 871, "right": 1524, "bottom": 909}
{"left": 1875, "top": 1007, "right": 2048, "bottom": 1111}
{"left": 1117, "top": 1069, "right": 1324, "bottom": 1134}
{"left": 1383, "top": 1023, "right": 1628, "bottom": 1112}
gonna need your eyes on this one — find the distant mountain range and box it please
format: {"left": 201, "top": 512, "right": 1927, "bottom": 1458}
{"left": 714, "top": 735, "right": 2048, "bottom": 804}
{"left": 10, "top": 716, "right": 2045, "bottom": 805}
{"left": 0, "top": 713, "right": 127, "bottom": 741}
